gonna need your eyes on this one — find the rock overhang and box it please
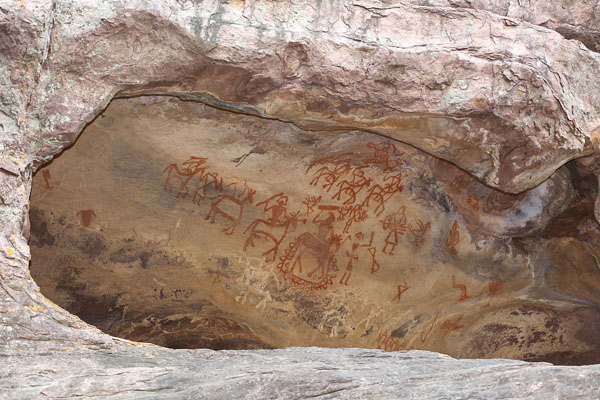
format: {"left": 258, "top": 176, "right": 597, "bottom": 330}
{"left": 3, "top": 0, "right": 600, "bottom": 398}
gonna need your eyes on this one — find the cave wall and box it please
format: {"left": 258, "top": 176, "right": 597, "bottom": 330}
{"left": 3, "top": 0, "right": 600, "bottom": 397}
{"left": 28, "top": 96, "right": 600, "bottom": 365}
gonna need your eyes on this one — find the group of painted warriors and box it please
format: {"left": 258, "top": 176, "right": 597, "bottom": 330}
{"left": 162, "top": 159, "right": 340, "bottom": 288}
{"left": 162, "top": 143, "right": 417, "bottom": 289}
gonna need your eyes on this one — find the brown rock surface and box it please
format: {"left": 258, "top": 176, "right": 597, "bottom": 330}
{"left": 4, "top": 0, "right": 600, "bottom": 398}
{"left": 27, "top": 96, "right": 600, "bottom": 364}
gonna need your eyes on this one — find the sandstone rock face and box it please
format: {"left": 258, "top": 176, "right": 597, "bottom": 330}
{"left": 4, "top": 0, "right": 600, "bottom": 398}
{"left": 29, "top": 96, "right": 600, "bottom": 365}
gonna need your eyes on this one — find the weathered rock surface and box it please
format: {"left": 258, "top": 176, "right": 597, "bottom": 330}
{"left": 4, "top": 0, "right": 600, "bottom": 398}
{"left": 6, "top": 0, "right": 600, "bottom": 192}
{"left": 409, "top": 0, "right": 600, "bottom": 53}
{"left": 4, "top": 346, "right": 600, "bottom": 399}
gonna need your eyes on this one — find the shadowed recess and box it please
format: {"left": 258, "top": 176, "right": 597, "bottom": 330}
{"left": 28, "top": 95, "right": 600, "bottom": 365}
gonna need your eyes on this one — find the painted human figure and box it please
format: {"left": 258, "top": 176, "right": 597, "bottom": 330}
{"left": 244, "top": 193, "right": 297, "bottom": 262}
{"left": 381, "top": 206, "right": 407, "bottom": 255}
{"left": 339, "top": 232, "right": 373, "bottom": 285}
{"left": 392, "top": 281, "right": 410, "bottom": 302}
{"left": 261, "top": 193, "right": 288, "bottom": 225}
{"left": 333, "top": 168, "right": 372, "bottom": 205}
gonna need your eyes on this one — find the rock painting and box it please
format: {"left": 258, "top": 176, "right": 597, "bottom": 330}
{"left": 162, "top": 141, "right": 429, "bottom": 291}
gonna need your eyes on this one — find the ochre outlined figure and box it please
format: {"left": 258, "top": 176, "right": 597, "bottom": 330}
{"left": 207, "top": 271, "right": 223, "bottom": 286}
{"left": 420, "top": 311, "right": 440, "bottom": 343}
{"left": 441, "top": 315, "right": 464, "bottom": 337}
{"left": 277, "top": 211, "right": 342, "bottom": 290}
{"left": 205, "top": 186, "right": 256, "bottom": 235}
{"left": 381, "top": 206, "right": 407, "bottom": 255}
{"left": 392, "top": 281, "right": 410, "bottom": 303}
{"left": 339, "top": 232, "right": 373, "bottom": 285}
{"left": 77, "top": 209, "right": 96, "bottom": 227}
{"left": 163, "top": 157, "right": 208, "bottom": 198}
{"left": 448, "top": 168, "right": 525, "bottom": 216}
{"left": 452, "top": 275, "right": 470, "bottom": 302}
{"left": 244, "top": 193, "right": 304, "bottom": 262}
{"left": 484, "top": 281, "right": 504, "bottom": 307}
{"left": 42, "top": 169, "right": 52, "bottom": 190}
{"left": 333, "top": 168, "right": 372, "bottom": 205}
{"left": 446, "top": 220, "right": 460, "bottom": 257}
{"left": 449, "top": 174, "right": 472, "bottom": 194}
{"left": 408, "top": 219, "right": 431, "bottom": 248}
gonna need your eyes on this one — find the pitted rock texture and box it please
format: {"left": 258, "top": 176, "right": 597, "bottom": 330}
{"left": 3, "top": 0, "right": 600, "bottom": 398}
{"left": 5, "top": 347, "right": 600, "bottom": 399}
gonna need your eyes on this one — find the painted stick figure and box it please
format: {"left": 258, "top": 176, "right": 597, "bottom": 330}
{"left": 381, "top": 206, "right": 407, "bottom": 255}
{"left": 339, "top": 232, "right": 373, "bottom": 285}
{"left": 392, "top": 281, "right": 410, "bottom": 303}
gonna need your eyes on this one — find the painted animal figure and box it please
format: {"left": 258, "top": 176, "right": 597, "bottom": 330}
{"left": 287, "top": 213, "right": 340, "bottom": 280}
{"left": 244, "top": 195, "right": 304, "bottom": 262}
{"left": 362, "top": 173, "right": 403, "bottom": 216}
{"left": 310, "top": 164, "right": 353, "bottom": 192}
{"left": 452, "top": 275, "right": 470, "bottom": 302}
{"left": 333, "top": 168, "right": 372, "bottom": 205}
{"left": 192, "top": 172, "right": 223, "bottom": 203}
{"left": 408, "top": 219, "right": 431, "bottom": 248}
{"left": 163, "top": 157, "right": 208, "bottom": 198}
{"left": 205, "top": 188, "right": 256, "bottom": 235}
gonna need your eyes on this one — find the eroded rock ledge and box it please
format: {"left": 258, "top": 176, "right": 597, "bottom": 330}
{"left": 3, "top": 0, "right": 600, "bottom": 398}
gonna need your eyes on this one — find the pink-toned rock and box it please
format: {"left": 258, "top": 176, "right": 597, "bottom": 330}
{"left": 6, "top": 0, "right": 600, "bottom": 192}
{"left": 3, "top": 1, "right": 600, "bottom": 398}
